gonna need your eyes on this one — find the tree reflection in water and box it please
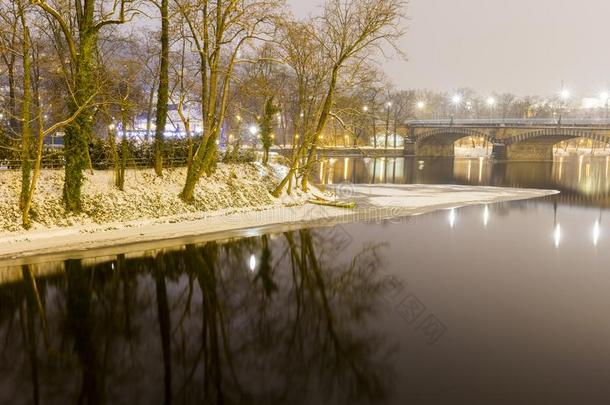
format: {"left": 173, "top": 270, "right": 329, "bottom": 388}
{"left": 0, "top": 229, "right": 395, "bottom": 404}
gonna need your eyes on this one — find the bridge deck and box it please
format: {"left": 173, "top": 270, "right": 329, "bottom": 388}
{"left": 407, "top": 118, "right": 610, "bottom": 129}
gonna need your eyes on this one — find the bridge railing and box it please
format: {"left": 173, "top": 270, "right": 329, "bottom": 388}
{"left": 406, "top": 118, "right": 610, "bottom": 127}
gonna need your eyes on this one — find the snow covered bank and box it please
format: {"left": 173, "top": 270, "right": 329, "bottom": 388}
{"left": 0, "top": 163, "right": 306, "bottom": 233}
{"left": 0, "top": 172, "right": 557, "bottom": 264}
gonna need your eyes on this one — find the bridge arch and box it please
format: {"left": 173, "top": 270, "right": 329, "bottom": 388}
{"left": 411, "top": 127, "right": 495, "bottom": 157}
{"left": 503, "top": 128, "right": 607, "bottom": 145}
{"left": 503, "top": 128, "right": 610, "bottom": 160}
{"left": 413, "top": 127, "right": 495, "bottom": 143}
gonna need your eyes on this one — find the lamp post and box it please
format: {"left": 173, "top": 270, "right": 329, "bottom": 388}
{"left": 451, "top": 94, "right": 462, "bottom": 124}
{"left": 486, "top": 97, "right": 496, "bottom": 121}
{"left": 558, "top": 86, "right": 570, "bottom": 125}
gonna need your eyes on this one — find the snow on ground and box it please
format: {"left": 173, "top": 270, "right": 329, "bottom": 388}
{"left": 0, "top": 170, "right": 558, "bottom": 264}
{"left": 0, "top": 163, "right": 311, "bottom": 234}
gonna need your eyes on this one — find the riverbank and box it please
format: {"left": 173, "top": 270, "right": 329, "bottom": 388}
{"left": 0, "top": 164, "right": 557, "bottom": 264}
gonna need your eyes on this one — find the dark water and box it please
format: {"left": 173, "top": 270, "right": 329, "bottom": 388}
{"left": 2, "top": 157, "right": 610, "bottom": 404}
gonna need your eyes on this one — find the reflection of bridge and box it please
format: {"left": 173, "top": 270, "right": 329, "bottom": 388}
{"left": 406, "top": 119, "right": 610, "bottom": 160}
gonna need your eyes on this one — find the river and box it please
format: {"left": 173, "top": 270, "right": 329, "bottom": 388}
{"left": 1, "top": 156, "right": 609, "bottom": 404}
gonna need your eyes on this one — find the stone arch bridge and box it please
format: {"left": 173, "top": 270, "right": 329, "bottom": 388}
{"left": 405, "top": 119, "right": 610, "bottom": 160}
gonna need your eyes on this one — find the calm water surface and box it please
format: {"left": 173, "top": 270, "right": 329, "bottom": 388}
{"left": 1, "top": 156, "right": 610, "bottom": 404}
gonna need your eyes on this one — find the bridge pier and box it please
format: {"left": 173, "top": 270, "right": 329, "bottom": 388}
{"left": 491, "top": 143, "right": 506, "bottom": 159}
{"left": 403, "top": 140, "right": 417, "bottom": 156}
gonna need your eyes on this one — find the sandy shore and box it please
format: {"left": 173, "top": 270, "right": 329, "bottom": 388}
{"left": 0, "top": 184, "right": 557, "bottom": 266}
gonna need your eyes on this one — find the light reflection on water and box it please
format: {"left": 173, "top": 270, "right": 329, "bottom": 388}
{"left": 314, "top": 156, "right": 610, "bottom": 208}
{"left": 2, "top": 199, "right": 610, "bottom": 403}
{"left": 2, "top": 157, "right": 610, "bottom": 403}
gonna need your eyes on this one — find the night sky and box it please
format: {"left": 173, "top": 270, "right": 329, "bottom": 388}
{"left": 289, "top": 0, "right": 610, "bottom": 97}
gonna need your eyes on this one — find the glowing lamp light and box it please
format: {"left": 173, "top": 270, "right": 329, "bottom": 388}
{"left": 600, "top": 92, "right": 609, "bottom": 103}
{"left": 249, "top": 125, "right": 258, "bottom": 135}
{"left": 560, "top": 89, "right": 570, "bottom": 100}
{"left": 362, "top": 105, "right": 369, "bottom": 112}
{"left": 416, "top": 101, "right": 425, "bottom": 110}
{"left": 249, "top": 255, "right": 256, "bottom": 272}
{"left": 451, "top": 94, "right": 462, "bottom": 105}
{"left": 486, "top": 97, "right": 496, "bottom": 107}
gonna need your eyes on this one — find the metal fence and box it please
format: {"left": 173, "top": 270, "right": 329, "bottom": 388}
{"left": 0, "top": 156, "right": 189, "bottom": 171}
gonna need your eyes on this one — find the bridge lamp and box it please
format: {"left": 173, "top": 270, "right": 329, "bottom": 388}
{"left": 416, "top": 101, "right": 425, "bottom": 110}
{"left": 486, "top": 97, "right": 496, "bottom": 107}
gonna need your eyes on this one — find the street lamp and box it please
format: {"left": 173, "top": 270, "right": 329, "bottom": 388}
{"left": 416, "top": 101, "right": 425, "bottom": 110}
{"left": 486, "top": 97, "right": 496, "bottom": 120}
{"left": 362, "top": 105, "right": 369, "bottom": 112}
{"left": 451, "top": 94, "right": 462, "bottom": 123}
{"left": 249, "top": 125, "right": 258, "bottom": 135}
{"left": 558, "top": 86, "right": 570, "bottom": 124}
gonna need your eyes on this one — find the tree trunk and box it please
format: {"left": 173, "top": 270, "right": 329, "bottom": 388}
{"left": 20, "top": 16, "right": 31, "bottom": 211}
{"left": 153, "top": 0, "right": 170, "bottom": 177}
{"left": 300, "top": 68, "right": 339, "bottom": 192}
{"left": 146, "top": 77, "right": 157, "bottom": 143}
{"left": 63, "top": 33, "right": 96, "bottom": 212}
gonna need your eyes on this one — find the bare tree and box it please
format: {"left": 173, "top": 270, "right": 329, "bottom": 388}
{"left": 274, "top": 0, "right": 406, "bottom": 195}
{"left": 174, "top": 0, "right": 281, "bottom": 202}
{"left": 31, "top": 0, "right": 140, "bottom": 211}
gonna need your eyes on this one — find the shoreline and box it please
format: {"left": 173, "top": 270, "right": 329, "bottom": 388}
{"left": 0, "top": 184, "right": 558, "bottom": 267}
